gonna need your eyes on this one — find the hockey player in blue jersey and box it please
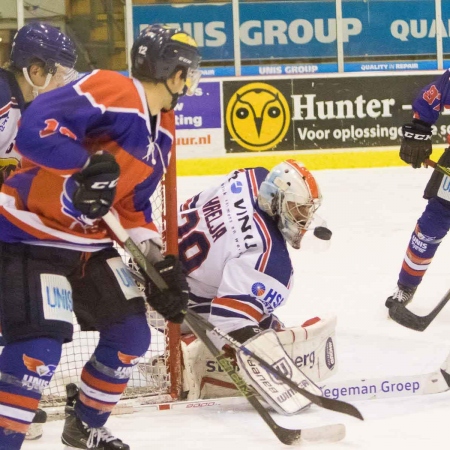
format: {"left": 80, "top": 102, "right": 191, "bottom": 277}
{"left": 0, "top": 22, "right": 77, "bottom": 189}
{"left": 0, "top": 24, "right": 200, "bottom": 450}
{"left": 0, "top": 21, "right": 77, "bottom": 441}
{"left": 386, "top": 69, "right": 450, "bottom": 308}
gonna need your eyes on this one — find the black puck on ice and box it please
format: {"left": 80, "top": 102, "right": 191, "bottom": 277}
{"left": 313, "top": 226, "right": 332, "bottom": 241}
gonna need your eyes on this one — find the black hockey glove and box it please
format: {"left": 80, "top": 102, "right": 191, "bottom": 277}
{"left": 145, "top": 255, "right": 189, "bottom": 324}
{"left": 72, "top": 152, "right": 120, "bottom": 219}
{"left": 400, "top": 120, "right": 432, "bottom": 169}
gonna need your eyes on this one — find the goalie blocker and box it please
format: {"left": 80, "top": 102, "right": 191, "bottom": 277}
{"left": 181, "top": 315, "right": 337, "bottom": 414}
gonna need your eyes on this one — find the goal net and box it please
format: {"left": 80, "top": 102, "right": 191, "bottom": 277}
{"left": 40, "top": 152, "right": 181, "bottom": 415}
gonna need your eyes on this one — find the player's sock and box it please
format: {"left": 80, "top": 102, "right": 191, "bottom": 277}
{"left": 0, "top": 337, "right": 62, "bottom": 449}
{"left": 74, "top": 313, "right": 150, "bottom": 427}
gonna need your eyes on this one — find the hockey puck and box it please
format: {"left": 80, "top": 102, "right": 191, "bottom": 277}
{"left": 313, "top": 226, "right": 332, "bottom": 241}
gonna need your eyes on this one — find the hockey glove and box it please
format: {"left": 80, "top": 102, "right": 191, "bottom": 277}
{"left": 145, "top": 255, "right": 189, "bottom": 324}
{"left": 72, "top": 152, "right": 120, "bottom": 219}
{"left": 400, "top": 120, "right": 432, "bottom": 168}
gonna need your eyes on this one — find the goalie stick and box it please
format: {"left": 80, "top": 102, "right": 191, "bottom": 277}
{"left": 386, "top": 158, "right": 450, "bottom": 331}
{"left": 103, "top": 212, "right": 346, "bottom": 445}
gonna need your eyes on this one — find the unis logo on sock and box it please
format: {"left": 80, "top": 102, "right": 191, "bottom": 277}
{"left": 23, "top": 354, "right": 57, "bottom": 377}
{"left": 251, "top": 282, "right": 266, "bottom": 296}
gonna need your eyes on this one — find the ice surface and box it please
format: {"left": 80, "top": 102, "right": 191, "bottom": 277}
{"left": 23, "top": 167, "right": 450, "bottom": 450}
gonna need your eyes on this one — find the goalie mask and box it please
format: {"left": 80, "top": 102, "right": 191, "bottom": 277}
{"left": 258, "top": 160, "right": 322, "bottom": 249}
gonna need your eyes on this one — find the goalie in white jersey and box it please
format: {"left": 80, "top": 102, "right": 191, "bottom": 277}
{"left": 178, "top": 160, "right": 338, "bottom": 414}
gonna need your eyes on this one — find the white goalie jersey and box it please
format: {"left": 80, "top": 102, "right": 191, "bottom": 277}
{"left": 178, "top": 167, "right": 293, "bottom": 335}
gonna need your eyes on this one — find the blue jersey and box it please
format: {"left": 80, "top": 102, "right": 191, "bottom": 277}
{"left": 0, "top": 69, "right": 175, "bottom": 251}
{"left": 411, "top": 69, "right": 450, "bottom": 124}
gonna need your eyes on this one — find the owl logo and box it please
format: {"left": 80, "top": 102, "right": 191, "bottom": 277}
{"left": 226, "top": 83, "right": 290, "bottom": 151}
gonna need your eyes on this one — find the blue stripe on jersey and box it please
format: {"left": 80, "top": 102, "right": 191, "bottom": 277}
{"left": 244, "top": 167, "right": 269, "bottom": 204}
{"left": 253, "top": 207, "right": 292, "bottom": 287}
{"left": 5, "top": 167, "right": 39, "bottom": 206}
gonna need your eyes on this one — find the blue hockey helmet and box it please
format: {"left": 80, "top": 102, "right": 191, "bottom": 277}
{"left": 10, "top": 22, "right": 77, "bottom": 73}
{"left": 131, "top": 24, "right": 201, "bottom": 96}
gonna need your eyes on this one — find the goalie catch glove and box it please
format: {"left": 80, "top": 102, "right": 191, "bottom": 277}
{"left": 145, "top": 255, "right": 189, "bottom": 324}
{"left": 400, "top": 119, "right": 432, "bottom": 169}
{"left": 72, "top": 152, "right": 120, "bottom": 219}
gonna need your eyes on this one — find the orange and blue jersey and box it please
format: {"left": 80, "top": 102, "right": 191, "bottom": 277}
{"left": 411, "top": 69, "right": 450, "bottom": 124}
{"left": 0, "top": 69, "right": 174, "bottom": 251}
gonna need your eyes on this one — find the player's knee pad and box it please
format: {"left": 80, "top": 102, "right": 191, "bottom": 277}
{"left": 97, "top": 313, "right": 151, "bottom": 363}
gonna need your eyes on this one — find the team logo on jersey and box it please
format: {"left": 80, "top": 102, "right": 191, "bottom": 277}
{"left": 61, "top": 176, "right": 98, "bottom": 229}
{"left": 251, "top": 282, "right": 266, "bottom": 296}
{"left": 231, "top": 181, "right": 243, "bottom": 194}
{"left": 118, "top": 351, "right": 141, "bottom": 365}
{"left": 23, "top": 354, "right": 57, "bottom": 377}
{"left": 226, "top": 83, "right": 290, "bottom": 151}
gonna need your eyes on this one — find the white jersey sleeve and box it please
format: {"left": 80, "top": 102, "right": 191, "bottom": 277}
{"left": 0, "top": 70, "right": 24, "bottom": 168}
{"left": 179, "top": 167, "right": 294, "bottom": 333}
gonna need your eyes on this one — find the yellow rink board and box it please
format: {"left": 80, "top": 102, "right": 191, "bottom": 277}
{"left": 177, "top": 147, "right": 447, "bottom": 176}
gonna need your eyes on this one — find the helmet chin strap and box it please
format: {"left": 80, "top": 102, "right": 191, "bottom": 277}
{"left": 22, "top": 68, "right": 52, "bottom": 98}
{"left": 163, "top": 80, "right": 185, "bottom": 111}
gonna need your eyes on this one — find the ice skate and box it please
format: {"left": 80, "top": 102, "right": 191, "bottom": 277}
{"left": 61, "top": 384, "right": 129, "bottom": 450}
{"left": 25, "top": 408, "right": 47, "bottom": 440}
{"left": 385, "top": 283, "right": 417, "bottom": 310}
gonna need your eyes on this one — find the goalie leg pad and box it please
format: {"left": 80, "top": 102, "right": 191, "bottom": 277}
{"left": 236, "top": 329, "right": 322, "bottom": 416}
{"left": 181, "top": 315, "right": 338, "bottom": 401}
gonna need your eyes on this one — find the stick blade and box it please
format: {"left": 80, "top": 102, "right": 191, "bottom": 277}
{"left": 388, "top": 302, "right": 428, "bottom": 331}
{"left": 277, "top": 424, "right": 346, "bottom": 445}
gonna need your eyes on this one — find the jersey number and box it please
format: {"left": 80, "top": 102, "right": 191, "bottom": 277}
{"left": 178, "top": 211, "right": 211, "bottom": 274}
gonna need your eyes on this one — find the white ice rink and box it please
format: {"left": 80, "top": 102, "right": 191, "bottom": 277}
{"left": 23, "top": 166, "right": 450, "bottom": 450}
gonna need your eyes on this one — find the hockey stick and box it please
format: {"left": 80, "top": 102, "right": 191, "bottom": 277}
{"left": 186, "top": 307, "right": 345, "bottom": 444}
{"left": 102, "top": 212, "right": 345, "bottom": 444}
{"left": 388, "top": 287, "right": 450, "bottom": 331}
{"left": 386, "top": 158, "right": 450, "bottom": 331}
{"left": 424, "top": 157, "right": 450, "bottom": 177}
{"left": 187, "top": 309, "right": 362, "bottom": 420}
{"left": 102, "top": 211, "right": 363, "bottom": 422}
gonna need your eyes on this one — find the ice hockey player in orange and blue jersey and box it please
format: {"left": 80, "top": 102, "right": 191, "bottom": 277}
{"left": 386, "top": 69, "right": 450, "bottom": 310}
{"left": 1, "top": 68, "right": 174, "bottom": 249}
{"left": 0, "top": 24, "right": 200, "bottom": 450}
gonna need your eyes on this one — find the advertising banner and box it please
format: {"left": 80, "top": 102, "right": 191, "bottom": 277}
{"left": 175, "top": 81, "right": 225, "bottom": 159}
{"left": 222, "top": 73, "right": 450, "bottom": 152}
{"left": 133, "top": 0, "right": 450, "bottom": 63}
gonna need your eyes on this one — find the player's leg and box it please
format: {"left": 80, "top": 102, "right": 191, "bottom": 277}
{"left": 62, "top": 247, "right": 150, "bottom": 450}
{"left": 386, "top": 197, "right": 450, "bottom": 307}
{"left": 0, "top": 242, "right": 76, "bottom": 449}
